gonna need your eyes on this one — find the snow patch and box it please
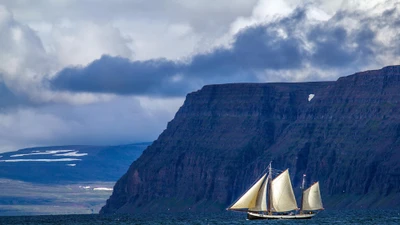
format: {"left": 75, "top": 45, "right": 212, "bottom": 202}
{"left": 10, "top": 150, "right": 74, "bottom": 157}
{"left": 93, "top": 187, "right": 113, "bottom": 191}
{"left": 67, "top": 164, "right": 76, "bottom": 167}
{"left": 9, "top": 150, "right": 87, "bottom": 161}
{"left": 54, "top": 151, "right": 88, "bottom": 157}
{"left": 308, "top": 94, "right": 315, "bottom": 102}
{"left": 78, "top": 186, "right": 112, "bottom": 191}
{"left": 0, "top": 158, "right": 82, "bottom": 162}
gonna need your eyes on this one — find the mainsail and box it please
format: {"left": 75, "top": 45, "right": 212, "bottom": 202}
{"left": 228, "top": 174, "right": 268, "bottom": 211}
{"left": 270, "top": 169, "right": 298, "bottom": 212}
{"left": 301, "top": 182, "right": 323, "bottom": 211}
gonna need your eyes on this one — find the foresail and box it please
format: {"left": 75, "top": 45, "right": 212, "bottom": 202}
{"left": 270, "top": 170, "right": 298, "bottom": 212}
{"left": 228, "top": 173, "right": 268, "bottom": 210}
{"left": 302, "top": 182, "right": 323, "bottom": 211}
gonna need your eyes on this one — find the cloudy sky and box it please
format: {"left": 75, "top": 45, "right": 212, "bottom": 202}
{"left": 0, "top": 0, "right": 399, "bottom": 152}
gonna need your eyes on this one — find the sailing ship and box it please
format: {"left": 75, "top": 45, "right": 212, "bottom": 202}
{"left": 227, "top": 162, "right": 323, "bottom": 220}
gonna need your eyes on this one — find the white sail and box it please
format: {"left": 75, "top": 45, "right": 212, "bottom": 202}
{"left": 270, "top": 169, "right": 298, "bottom": 212}
{"left": 302, "top": 182, "right": 323, "bottom": 211}
{"left": 251, "top": 177, "right": 269, "bottom": 211}
{"left": 228, "top": 173, "right": 267, "bottom": 210}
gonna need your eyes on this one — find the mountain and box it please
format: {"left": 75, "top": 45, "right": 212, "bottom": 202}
{"left": 0, "top": 143, "right": 150, "bottom": 215}
{"left": 0, "top": 143, "right": 150, "bottom": 183}
{"left": 101, "top": 65, "right": 400, "bottom": 214}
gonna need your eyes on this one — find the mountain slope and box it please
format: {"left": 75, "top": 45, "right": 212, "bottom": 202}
{"left": 0, "top": 143, "right": 150, "bottom": 183}
{"left": 101, "top": 66, "right": 400, "bottom": 214}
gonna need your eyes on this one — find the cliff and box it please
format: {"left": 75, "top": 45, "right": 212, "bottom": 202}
{"left": 101, "top": 65, "right": 400, "bottom": 214}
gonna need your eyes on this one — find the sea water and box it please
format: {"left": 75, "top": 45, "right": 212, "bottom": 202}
{"left": 0, "top": 210, "right": 399, "bottom": 225}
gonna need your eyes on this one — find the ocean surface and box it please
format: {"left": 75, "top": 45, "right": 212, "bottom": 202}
{"left": 1, "top": 210, "right": 399, "bottom": 225}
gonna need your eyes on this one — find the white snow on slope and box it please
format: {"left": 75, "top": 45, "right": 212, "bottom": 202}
{"left": 10, "top": 150, "right": 88, "bottom": 158}
{"left": 78, "top": 186, "right": 113, "bottom": 191}
{"left": 93, "top": 187, "right": 113, "bottom": 191}
{"left": 54, "top": 151, "right": 88, "bottom": 157}
{"left": 80, "top": 186, "right": 91, "bottom": 189}
{"left": 0, "top": 158, "right": 82, "bottom": 162}
{"left": 308, "top": 94, "right": 315, "bottom": 102}
{"left": 10, "top": 150, "right": 75, "bottom": 157}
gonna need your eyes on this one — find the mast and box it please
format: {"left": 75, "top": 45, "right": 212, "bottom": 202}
{"left": 267, "top": 161, "right": 272, "bottom": 215}
{"left": 300, "top": 174, "right": 306, "bottom": 214}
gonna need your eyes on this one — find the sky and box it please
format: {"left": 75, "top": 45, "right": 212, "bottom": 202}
{"left": 0, "top": 0, "right": 399, "bottom": 152}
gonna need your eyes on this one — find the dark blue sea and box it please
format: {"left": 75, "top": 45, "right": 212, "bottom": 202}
{"left": 1, "top": 210, "right": 399, "bottom": 224}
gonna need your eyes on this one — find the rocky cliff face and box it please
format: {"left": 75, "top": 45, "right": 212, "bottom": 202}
{"left": 101, "top": 66, "right": 400, "bottom": 214}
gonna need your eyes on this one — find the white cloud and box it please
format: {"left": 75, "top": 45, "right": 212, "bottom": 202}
{"left": 50, "top": 21, "right": 133, "bottom": 67}
{"left": 0, "top": 4, "right": 134, "bottom": 104}
{"left": 0, "top": 4, "right": 183, "bottom": 151}
{"left": 0, "top": 5, "right": 54, "bottom": 90}
{"left": 0, "top": 0, "right": 258, "bottom": 61}
{"left": 0, "top": 96, "right": 178, "bottom": 153}
{"left": 137, "top": 97, "right": 185, "bottom": 115}
{"left": 229, "top": 0, "right": 395, "bottom": 37}
{"left": 113, "top": 20, "right": 199, "bottom": 60}
{"left": 0, "top": 108, "right": 70, "bottom": 150}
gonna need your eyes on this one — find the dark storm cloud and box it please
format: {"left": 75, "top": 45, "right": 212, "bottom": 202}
{"left": 50, "top": 6, "right": 400, "bottom": 96}
{"left": 51, "top": 55, "right": 188, "bottom": 96}
{"left": 307, "top": 11, "right": 378, "bottom": 69}
{"left": 307, "top": 25, "right": 375, "bottom": 68}
{"left": 187, "top": 21, "right": 306, "bottom": 76}
{"left": 50, "top": 9, "right": 309, "bottom": 96}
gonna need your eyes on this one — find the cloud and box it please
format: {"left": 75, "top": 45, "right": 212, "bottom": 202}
{"left": 0, "top": 5, "right": 135, "bottom": 108}
{"left": 307, "top": 15, "right": 376, "bottom": 69}
{"left": 2, "top": 0, "right": 257, "bottom": 27}
{"left": 0, "top": 5, "right": 54, "bottom": 91}
{"left": 50, "top": 55, "right": 189, "bottom": 96}
{"left": 49, "top": 21, "right": 134, "bottom": 67}
{"left": 49, "top": 16, "right": 308, "bottom": 96}
{"left": 0, "top": 80, "right": 31, "bottom": 109}
{"left": 0, "top": 4, "right": 187, "bottom": 152}
{"left": 1, "top": 0, "right": 400, "bottom": 152}
{"left": 187, "top": 9, "right": 307, "bottom": 75}
{"left": 3, "top": 0, "right": 258, "bottom": 61}
{"left": 49, "top": 9, "right": 307, "bottom": 96}
{"left": 50, "top": 5, "right": 400, "bottom": 96}
{"left": 0, "top": 96, "right": 183, "bottom": 153}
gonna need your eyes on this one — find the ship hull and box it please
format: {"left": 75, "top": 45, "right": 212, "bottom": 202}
{"left": 247, "top": 212, "right": 316, "bottom": 220}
